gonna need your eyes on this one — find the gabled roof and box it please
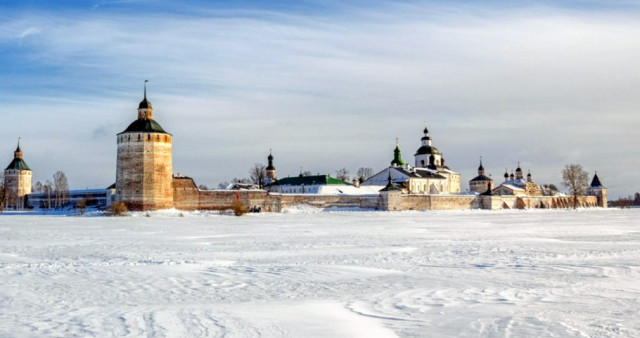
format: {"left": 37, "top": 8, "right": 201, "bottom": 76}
{"left": 269, "top": 174, "right": 352, "bottom": 187}
{"left": 590, "top": 173, "right": 604, "bottom": 188}
{"left": 5, "top": 158, "right": 30, "bottom": 171}
{"left": 119, "top": 118, "right": 169, "bottom": 134}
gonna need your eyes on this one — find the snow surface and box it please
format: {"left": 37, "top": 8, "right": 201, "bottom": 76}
{"left": 1, "top": 208, "right": 639, "bottom": 337}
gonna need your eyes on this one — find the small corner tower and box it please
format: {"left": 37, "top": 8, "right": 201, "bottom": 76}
{"left": 390, "top": 138, "right": 405, "bottom": 167}
{"left": 266, "top": 150, "right": 277, "bottom": 183}
{"left": 469, "top": 157, "right": 493, "bottom": 194}
{"left": 115, "top": 81, "right": 173, "bottom": 210}
{"left": 3, "top": 138, "right": 32, "bottom": 210}
{"left": 587, "top": 172, "right": 607, "bottom": 208}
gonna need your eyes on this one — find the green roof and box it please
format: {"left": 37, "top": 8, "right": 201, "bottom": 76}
{"left": 391, "top": 145, "right": 405, "bottom": 167}
{"left": 119, "top": 118, "right": 169, "bottom": 134}
{"left": 269, "top": 174, "right": 352, "bottom": 187}
{"left": 5, "top": 158, "right": 30, "bottom": 171}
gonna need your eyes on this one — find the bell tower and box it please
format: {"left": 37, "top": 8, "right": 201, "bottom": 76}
{"left": 266, "top": 150, "right": 277, "bottom": 183}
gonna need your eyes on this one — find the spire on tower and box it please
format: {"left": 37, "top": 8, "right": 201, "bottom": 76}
{"left": 138, "top": 80, "right": 153, "bottom": 118}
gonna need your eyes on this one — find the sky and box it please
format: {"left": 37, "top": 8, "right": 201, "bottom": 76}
{"left": 1, "top": 0, "right": 639, "bottom": 198}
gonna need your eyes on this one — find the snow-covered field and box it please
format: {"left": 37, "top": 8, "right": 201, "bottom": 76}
{"left": 1, "top": 208, "right": 639, "bottom": 337}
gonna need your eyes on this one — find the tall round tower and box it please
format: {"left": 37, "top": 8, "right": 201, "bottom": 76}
{"left": 115, "top": 82, "right": 173, "bottom": 210}
{"left": 3, "top": 139, "right": 32, "bottom": 210}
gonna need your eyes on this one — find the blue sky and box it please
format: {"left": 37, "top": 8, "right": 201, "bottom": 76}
{"left": 1, "top": 0, "right": 639, "bottom": 198}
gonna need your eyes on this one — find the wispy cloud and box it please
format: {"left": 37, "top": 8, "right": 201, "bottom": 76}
{"left": 0, "top": 1, "right": 638, "bottom": 196}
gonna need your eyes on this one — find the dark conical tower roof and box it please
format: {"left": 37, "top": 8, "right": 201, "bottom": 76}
{"left": 5, "top": 139, "right": 30, "bottom": 171}
{"left": 590, "top": 173, "right": 604, "bottom": 188}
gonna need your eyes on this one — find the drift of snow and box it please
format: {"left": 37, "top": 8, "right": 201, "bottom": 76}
{"left": 1, "top": 209, "right": 639, "bottom": 337}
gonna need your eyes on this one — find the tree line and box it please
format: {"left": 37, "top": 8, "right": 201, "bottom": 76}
{"left": 31, "top": 171, "right": 70, "bottom": 209}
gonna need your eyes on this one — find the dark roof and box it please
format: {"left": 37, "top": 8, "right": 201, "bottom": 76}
{"left": 269, "top": 174, "right": 351, "bottom": 187}
{"left": 403, "top": 167, "right": 446, "bottom": 179}
{"left": 380, "top": 181, "right": 401, "bottom": 191}
{"left": 590, "top": 173, "right": 604, "bottom": 188}
{"left": 119, "top": 118, "right": 169, "bottom": 134}
{"left": 5, "top": 158, "right": 30, "bottom": 171}
{"left": 470, "top": 174, "right": 493, "bottom": 182}
{"left": 266, "top": 165, "right": 275, "bottom": 170}
{"left": 138, "top": 98, "right": 152, "bottom": 110}
{"left": 414, "top": 145, "right": 440, "bottom": 156}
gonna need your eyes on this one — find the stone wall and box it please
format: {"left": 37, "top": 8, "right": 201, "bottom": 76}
{"left": 173, "top": 177, "right": 269, "bottom": 210}
{"left": 173, "top": 177, "right": 602, "bottom": 212}
{"left": 173, "top": 177, "right": 381, "bottom": 212}
{"left": 386, "top": 194, "right": 478, "bottom": 211}
{"left": 479, "top": 195, "right": 599, "bottom": 210}
{"left": 116, "top": 132, "right": 173, "bottom": 210}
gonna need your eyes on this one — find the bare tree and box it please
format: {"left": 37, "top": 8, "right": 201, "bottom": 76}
{"left": 44, "top": 180, "right": 53, "bottom": 209}
{"left": 335, "top": 167, "right": 350, "bottom": 182}
{"left": 249, "top": 163, "right": 267, "bottom": 189}
{"left": 356, "top": 167, "right": 373, "bottom": 181}
{"left": 561, "top": 164, "right": 589, "bottom": 209}
{"left": 301, "top": 170, "right": 312, "bottom": 176}
{"left": 197, "top": 184, "right": 209, "bottom": 190}
{"left": 217, "top": 181, "right": 230, "bottom": 189}
{"left": 53, "top": 171, "right": 69, "bottom": 208}
{"left": 33, "top": 181, "right": 44, "bottom": 193}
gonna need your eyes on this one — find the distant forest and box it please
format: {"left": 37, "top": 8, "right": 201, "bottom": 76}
{"left": 609, "top": 193, "right": 640, "bottom": 208}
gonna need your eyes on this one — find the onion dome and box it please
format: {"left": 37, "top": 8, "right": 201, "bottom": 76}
{"left": 390, "top": 139, "right": 405, "bottom": 167}
{"left": 266, "top": 151, "right": 275, "bottom": 170}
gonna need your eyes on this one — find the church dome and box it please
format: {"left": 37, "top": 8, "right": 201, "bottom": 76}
{"left": 414, "top": 145, "right": 440, "bottom": 156}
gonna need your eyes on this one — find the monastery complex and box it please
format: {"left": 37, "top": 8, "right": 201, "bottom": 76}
{"left": 3, "top": 86, "right": 607, "bottom": 212}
